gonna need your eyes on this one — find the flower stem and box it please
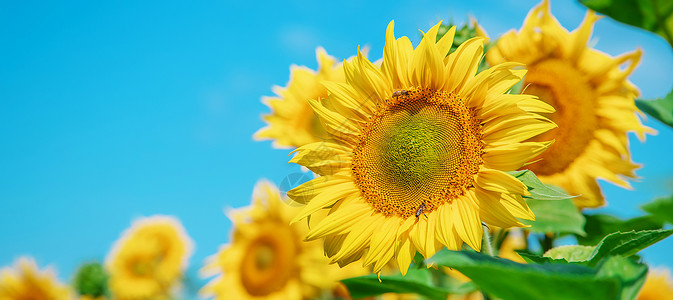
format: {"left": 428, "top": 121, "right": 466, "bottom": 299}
{"left": 482, "top": 223, "right": 494, "bottom": 257}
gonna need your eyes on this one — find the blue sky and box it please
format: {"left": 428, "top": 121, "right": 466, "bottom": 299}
{"left": 1, "top": 0, "right": 672, "bottom": 290}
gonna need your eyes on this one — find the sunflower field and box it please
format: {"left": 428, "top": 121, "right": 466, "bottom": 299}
{"left": 2, "top": 0, "right": 673, "bottom": 299}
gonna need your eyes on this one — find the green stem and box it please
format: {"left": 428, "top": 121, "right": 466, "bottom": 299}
{"left": 541, "top": 233, "right": 555, "bottom": 253}
{"left": 482, "top": 224, "right": 494, "bottom": 256}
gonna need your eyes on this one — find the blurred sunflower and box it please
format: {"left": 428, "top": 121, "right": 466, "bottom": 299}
{"left": 255, "top": 47, "right": 345, "bottom": 149}
{"left": 287, "top": 20, "right": 555, "bottom": 275}
{"left": 638, "top": 268, "right": 673, "bottom": 300}
{"left": 200, "top": 180, "right": 366, "bottom": 300}
{"left": 0, "top": 257, "right": 71, "bottom": 300}
{"left": 486, "top": 0, "right": 654, "bottom": 208}
{"left": 106, "top": 216, "right": 193, "bottom": 300}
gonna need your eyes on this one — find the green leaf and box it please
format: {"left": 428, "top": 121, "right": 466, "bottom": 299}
{"left": 508, "top": 170, "right": 585, "bottom": 235}
{"left": 516, "top": 251, "right": 563, "bottom": 264}
{"left": 539, "top": 229, "right": 672, "bottom": 269}
{"left": 587, "top": 229, "right": 673, "bottom": 266}
{"left": 579, "top": 0, "right": 673, "bottom": 47}
{"left": 523, "top": 198, "right": 586, "bottom": 235}
{"left": 641, "top": 194, "right": 673, "bottom": 224}
{"left": 544, "top": 245, "right": 596, "bottom": 262}
{"left": 509, "top": 170, "right": 575, "bottom": 201}
{"left": 340, "top": 268, "right": 455, "bottom": 300}
{"left": 428, "top": 250, "right": 622, "bottom": 300}
{"left": 636, "top": 89, "right": 673, "bottom": 128}
{"left": 596, "top": 256, "right": 649, "bottom": 300}
{"left": 579, "top": 214, "right": 663, "bottom": 245}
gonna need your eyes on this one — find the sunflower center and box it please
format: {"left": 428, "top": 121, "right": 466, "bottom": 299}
{"left": 524, "top": 59, "right": 598, "bottom": 175}
{"left": 352, "top": 88, "right": 483, "bottom": 218}
{"left": 239, "top": 223, "right": 298, "bottom": 296}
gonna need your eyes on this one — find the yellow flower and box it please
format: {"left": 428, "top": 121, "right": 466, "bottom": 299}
{"left": 638, "top": 268, "right": 673, "bottom": 300}
{"left": 486, "top": 0, "right": 654, "bottom": 208}
{"left": 0, "top": 257, "right": 72, "bottom": 300}
{"left": 287, "top": 20, "right": 555, "bottom": 275}
{"left": 255, "top": 47, "right": 345, "bottom": 149}
{"left": 200, "top": 180, "right": 366, "bottom": 300}
{"left": 497, "top": 228, "right": 527, "bottom": 264}
{"left": 105, "top": 216, "right": 193, "bottom": 300}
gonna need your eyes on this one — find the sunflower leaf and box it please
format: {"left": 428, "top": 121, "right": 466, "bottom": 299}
{"left": 579, "top": 0, "right": 673, "bottom": 48}
{"left": 340, "top": 267, "right": 462, "bottom": 300}
{"left": 641, "top": 194, "right": 673, "bottom": 224}
{"left": 522, "top": 198, "right": 586, "bottom": 235}
{"left": 636, "top": 89, "right": 673, "bottom": 128}
{"left": 427, "top": 250, "right": 647, "bottom": 300}
{"left": 515, "top": 251, "right": 564, "bottom": 264}
{"left": 543, "top": 245, "right": 596, "bottom": 262}
{"left": 579, "top": 213, "right": 663, "bottom": 245}
{"left": 508, "top": 170, "right": 575, "bottom": 201}
{"left": 586, "top": 229, "right": 673, "bottom": 266}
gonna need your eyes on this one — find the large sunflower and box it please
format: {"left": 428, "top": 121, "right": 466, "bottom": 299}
{"left": 106, "top": 216, "right": 193, "bottom": 300}
{"left": 287, "top": 20, "right": 555, "bottom": 275}
{"left": 200, "top": 180, "right": 365, "bottom": 300}
{"left": 0, "top": 257, "right": 72, "bottom": 300}
{"left": 255, "top": 47, "right": 345, "bottom": 149}
{"left": 486, "top": 0, "right": 654, "bottom": 208}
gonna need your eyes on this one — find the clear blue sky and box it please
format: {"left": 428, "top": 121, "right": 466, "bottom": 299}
{"left": 1, "top": 0, "right": 672, "bottom": 290}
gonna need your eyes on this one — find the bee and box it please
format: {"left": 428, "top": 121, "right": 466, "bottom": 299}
{"left": 415, "top": 202, "right": 428, "bottom": 219}
{"left": 392, "top": 90, "right": 409, "bottom": 98}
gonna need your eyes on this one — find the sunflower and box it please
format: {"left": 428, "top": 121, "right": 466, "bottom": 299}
{"left": 638, "top": 268, "right": 673, "bottom": 300}
{"left": 255, "top": 47, "right": 345, "bottom": 149}
{"left": 486, "top": 0, "right": 654, "bottom": 208}
{"left": 106, "top": 216, "right": 193, "bottom": 300}
{"left": 0, "top": 257, "right": 72, "bottom": 300}
{"left": 200, "top": 180, "right": 366, "bottom": 300}
{"left": 286, "top": 20, "right": 555, "bottom": 275}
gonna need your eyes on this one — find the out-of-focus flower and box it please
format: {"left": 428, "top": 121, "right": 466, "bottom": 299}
{"left": 638, "top": 268, "right": 673, "bottom": 300}
{"left": 106, "top": 216, "right": 193, "bottom": 300}
{"left": 255, "top": 47, "right": 345, "bottom": 149}
{"left": 200, "top": 180, "right": 366, "bottom": 300}
{"left": 0, "top": 256, "right": 72, "bottom": 300}
{"left": 486, "top": 0, "right": 654, "bottom": 208}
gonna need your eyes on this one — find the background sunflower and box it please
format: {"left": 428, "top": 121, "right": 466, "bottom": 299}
{"left": 200, "top": 180, "right": 365, "bottom": 299}
{"left": 486, "top": 0, "right": 655, "bottom": 208}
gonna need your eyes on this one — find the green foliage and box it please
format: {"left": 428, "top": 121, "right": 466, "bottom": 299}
{"left": 508, "top": 170, "right": 586, "bottom": 235}
{"left": 73, "top": 262, "right": 109, "bottom": 297}
{"left": 436, "top": 22, "right": 491, "bottom": 72}
{"left": 520, "top": 229, "right": 672, "bottom": 267}
{"left": 580, "top": 0, "right": 673, "bottom": 47}
{"left": 427, "top": 250, "right": 647, "bottom": 300}
{"left": 579, "top": 214, "right": 663, "bottom": 245}
{"left": 641, "top": 194, "right": 673, "bottom": 224}
{"left": 544, "top": 245, "right": 596, "bottom": 262}
{"left": 340, "top": 267, "right": 473, "bottom": 300}
{"left": 636, "top": 89, "right": 673, "bottom": 128}
{"left": 588, "top": 229, "right": 673, "bottom": 266}
{"left": 509, "top": 170, "right": 575, "bottom": 201}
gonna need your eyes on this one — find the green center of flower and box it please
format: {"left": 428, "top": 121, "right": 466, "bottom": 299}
{"left": 381, "top": 116, "right": 445, "bottom": 189}
{"left": 352, "top": 88, "right": 484, "bottom": 218}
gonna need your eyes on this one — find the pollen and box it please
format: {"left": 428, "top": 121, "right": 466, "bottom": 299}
{"left": 351, "top": 88, "right": 484, "bottom": 218}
